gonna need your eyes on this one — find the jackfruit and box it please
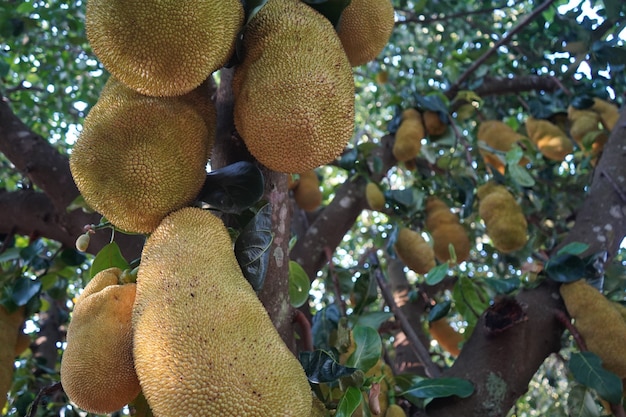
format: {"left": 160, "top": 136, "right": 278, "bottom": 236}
{"left": 310, "top": 392, "right": 328, "bottom": 417}
{"left": 394, "top": 228, "right": 436, "bottom": 275}
{"left": 592, "top": 98, "right": 620, "bottom": 131}
{"left": 294, "top": 170, "right": 323, "bottom": 212}
{"left": 133, "top": 207, "right": 312, "bottom": 416}
{"left": 612, "top": 301, "right": 626, "bottom": 322}
{"left": 429, "top": 318, "right": 463, "bottom": 357}
{"left": 86, "top": 0, "right": 243, "bottom": 96}
{"left": 423, "top": 111, "right": 447, "bottom": 136}
{"left": 14, "top": 331, "right": 30, "bottom": 357}
{"left": 567, "top": 106, "right": 601, "bottom": 145}
{"left": 525, "top": 117, "right": 573, "bottom": 161}
{"left": 424, "top": 197, "right": 470, "bottom": 263}
{"left": 60, "top": 268, "right": 140, "bottom": 414}
{"left": 376, "top": 71, "right": 389, "bottom": 84}
{"left": 385, "top": 404, "right": 407, "bottom": 417}
{"left": 366, "top": 182, "right": 385, "bottom": 211}
{"left": 233, "top": 0, "right": 355, "bottom": 174}
{"left": 70, "top": 80, "right": 210, "bottom": 234}
{"left": 477, "top": 183, "right": 528, "bottom": 253}
{"left": 336, "top": 0, "right": 395, "bottom": 66}
{"left": 560, "top": 280, "right": 626, "bottom": 378}
{"left": 477, "top": 120, "right": 529, "bottom": 174}
{"left": 393, "top": 109, "right": 425, "bottom": 162}
{"left": 1, "top": 305, "right": 24, "bottom": 409}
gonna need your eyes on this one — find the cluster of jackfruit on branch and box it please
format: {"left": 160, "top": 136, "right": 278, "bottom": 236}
{"left": 477, "top": 182, "right": 528, "bottom": 253}
{"left": 424, "top": 197, "right": 471, "bottom": 264}
{"left": 566, "top": 97, "right": 619, "bottom": 161}
{"left": 392, "top": 107, "right": 449, "bottom": 164}
{"left": 477, "top": 120, "right": 529, "bottom": 174}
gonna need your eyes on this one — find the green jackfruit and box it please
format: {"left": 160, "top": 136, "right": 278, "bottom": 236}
{"left": 133, "top": 207, "right": 312, "bottom": 416}
{"left": 366, "top": 182, "right": 385, "bottom": 211}
{"left": 233, "top": 0, "right": 354, "bottom": 174}
{"left": 86, "top": 0, "right": 243, "bottom": 96}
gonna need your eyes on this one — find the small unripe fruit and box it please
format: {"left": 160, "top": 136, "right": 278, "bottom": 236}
{"left": 75, "top": 233, "right": 90, "bottom": 252}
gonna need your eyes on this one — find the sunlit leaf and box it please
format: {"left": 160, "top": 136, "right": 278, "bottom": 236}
{"left": 346, "top": 325, "right": 382, "bottom": 373}
{"left": 89, "top": 242, "right": 130, "bottom": 280}
{"left": 288, "top": 261, "right": 310, "bottom": 308}
{"left": 335, "top": 386, "right": 362, "bottom": 417}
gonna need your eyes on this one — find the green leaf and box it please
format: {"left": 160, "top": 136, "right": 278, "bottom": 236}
{"left": 401, "top": 377, "right": 474, "bottom": 401}
{"left": 299, "top": 350, "right": 358, "bottom": 384}
{"left": 0, "top": 247, "right": 21, "bottom": 263}
{"left": 346, "top": 325, "right": 382, "bottom": 373}
{"left": 335, "top": 386, "right": 362, "bottom": 417}
{"left": 288, "top": 261, "right": 311, "bottom": 308}
{"left": 11, "top": 277, "right": 42, "bottom": 306}
{"left": 351, "top": 271, "right": 378, "bottom": 314}
{"left": 508, "top": 163, "right": 535, "bottom": 187}
{"left": 199, "top": 161, "right": 265, "bottom": 214}
{"left": 569, "top": 351, "right": 623, "bottom": 405}
{"left": 353, "top": 311, "right": 394, "bottom": 330}
{"left": 545, "top": 253, "right": 587, "bottom": 283}
{"left": 452, "top": 276, "right": 490, "bottom": 334}
{"left": 89, "top": 242, "right": 130, "bottom": 279}
{"left": 57, "top": 248, "right": 87, "bottom": 267}
{"left": 428, "top": 300, "right": 452, "bottom": 322}
{"left": 483, "top": 277, "right": 521, "bottom": 294}
{"left": 505, "top": 146, "right": 524, "bottom": 165}
{"left": 234, "top": 203, "right": 273, "bottom": 292}
{"left": 566, "top": 384, "right": 601, "bottom": 417}
{"left": 425, "top": 263, "right": 449, "bottom": 285}
{"left": 312, "top": 304, "right": 341, "bottom": 351}
{"left": 557, "top": 242, "right": 590, "bottom": 256}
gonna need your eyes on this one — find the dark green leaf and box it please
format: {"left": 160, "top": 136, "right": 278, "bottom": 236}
{"left": 452, "top": 276, "right": 490, "bottom": 334}
{"left": 89, "top": 242, "right": 130, "bottom": 279}
{"left": 338, "top": 148, "right": 358, "bottom": 170}
{"left": 312, "top": 304, "right": 341, "bottom": 351}
{"left": 234, "top": 203, "right": 273, "bottom": 292}
{"left": 557, "top": 242, "right": 590, "bottom": 256}
{"left": 428, "top": 300, "right": 452, "bottom": 322}
{"left": 483, "top": 277, "right": 521, "bottom": 294}
{"left": 301, "top": 0, "right": 352, "bottom": 27}
{"left": 353, "top": 311, "right": 394, "bottom": 330}
{"left": 508, "top": 163, "right": 535, "bottom": 187}
{"left": 199, "top": 161, "right": 265, "bottom": 214}
{"left": 351, "top": 271, "right": 378, "bottom": 314}
{"left": 0, "top": 247, "right": 21, "bottom": 263}
{"left": 401, "top": 377, "right": 474, "bottom": 400}
{"left": 335, "top": 386, "right": 362, "bottom": 417}
{"left": 57, "top": 248, "right": 87, "bottom": 267}
{"left": 425, "top": 263, "right": 449, "bottom": 285}
{"left": 242, "top": 0, "right": 269, "bottom": 23}
{"left": 288, "top": 261, "right": 311, "bottom": 308}
{"left": 19, "top": 240, "right": 45, "bottom": 265}
{"left": 545, "top": 253, "right": 586, "bottom": 283}
{"left": 299, "top": 350, "right": 358, "bottom": 384}
{"left": 11, "top": 277, "right": 42, "bottom": 306}
{"left": 569, "top": 351, "right": 623, "bottom": 404}
{"left": 346, "top": 325, "right": 382, "bottom": 373}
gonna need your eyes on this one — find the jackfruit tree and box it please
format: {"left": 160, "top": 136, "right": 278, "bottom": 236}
{"left": 1, "top": 1, "right": 626, "bottom": 417}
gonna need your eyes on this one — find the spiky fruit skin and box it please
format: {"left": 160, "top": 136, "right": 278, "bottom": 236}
{"left": 385, "top": 404, "right": 407, "bottom": 417}
{"left": 294, "top": 170, "right": 323, "bottom": 212}
{"left": 86, "top": 0, "right": 243, "bottom": 96}
{"left": 336, "top": 0, "right": 395, "bottom": 66}
{"left": 310, "top": 393, "right": 329, "bottom": 417}
{"left": 423, "top": 111, "right": 447, "bottom": 136}
{"left": 592, "top": 98, "right": 620, "bottom": 131}
{"left": 477, "top": 183, "right": 528, "bottom": 253}
{"left": 393, "top": 110, "right": 425, "bottom": 162}
{"left": 60, "top": 268, "right": 140, "bottom": 414}
{"left": 394, "top": 228, "right": 436, "bottom": 275}
{"left": 425, "top": 197, "right": 470, "bottom": 263}
{"left": 70, "top": 81, "right": 209, "bottom": 234}
{"left": 477, "top": 120, "right": 529, "bottom": 174}
{"left": 1, "top": 306, "right": 24, "bottom": 409}
{"left": 133, "top": 207, "right": 312, "bottom": 416}
{"left": 233, "top": 0, "right": 354, "bottom": 174}
{"left": 366, "top": 182, "right": 385, "bottom": 211}
{"left": 525, "top": 117, "right": 573, "bottom": 161}
{"left": 560, "top": 280, "right": 626, "bottom": 378}
{"left": 429, "top": 318, "right": 463, "bottom": 357}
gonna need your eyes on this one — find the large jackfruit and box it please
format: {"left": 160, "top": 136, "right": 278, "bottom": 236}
{"left": 477, "top": 183, "right": 528, "bottom": 253}
{"left": 86, "top": 0, "right": 243, "bottom": 96}
{"left": 560, "top": 280, "right": 626, "bottom": 378}
{"left": 394, "top": 227, "right": 436, "bottom": 275}
{"left": 60, "top": 268, "right": 140, "bottom": 414}
{"left": 424, "top": 197, "right": 470, "bottom": 263}
{"left": 393, "top": 109, "right": 425, "bottom": 162}
{"left": 1, "top": 305, "right": 24, "bottom": 409}
{"left": 233, "top": 0, "right": 355, "bottom": 174}
{"left": 336, "top": 0, "right": 395, "bottom": 66}
{"left": 133, "top": 207, "right": 312, "bottom": 416}
{"left": 70, "top": 80, "right": 210, "bottom": 234}
{"left": 525, "top": 117, "right": 573, "bottom": 161}
{"left": 477, "top": 120, "right": 529, "bottom": 174}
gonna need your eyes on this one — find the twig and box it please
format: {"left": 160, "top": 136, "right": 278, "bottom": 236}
{"left": 26, "top": 382, "right": 63, "bottom": 417}
{"left": 325, "top": 246, "right": 346, "bottom": 316}
{"left": 293, "top": 309, "right": 314, "bottom": 352}
{"left": 554, "top": 309, "right": 587, "bottom": 351}
{"left": 371, "top": 255, "right": 441, "bottom": 378}
{"left": 446, "top": 0, "right": 557, "bottom": 98}
{"left": 600, "top": 169, "right": 626, "bottom": 203}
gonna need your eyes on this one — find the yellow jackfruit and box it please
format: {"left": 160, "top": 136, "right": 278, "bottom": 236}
{"left": 423, "top": 111, "right": 447, "bottom": 136}
{"left": 70, "top": 80, "right": 210, "bottom": 234}
{"left": 60, "top": 268, "right": 140, "bottom": 414}
{"left": 394, "top": 228, "right": 436, "bottom": 275}
{"left": 385, "top": 404, "right": 407, "bottom": 417}
{"left": 294, "top": 170, "right": 323, "bottom": 212}
{"left": 525, "top": 117, "right": 573, "bottom": 161}
{"left": 336, "top": 0, "right": 395, "bottom": 66}
{"left": 366, "top": 182, "right": 385, "bottom": 211}
{"left": 424, "top": 197, "right": 470, "bottom": 263}
{"left": 310, "top": 392, "right": 328, "bottom": 417}
{"left": 477, "top": 120, "right": 529, "bottom": 174}
{"left": 233, "top": 0, "right": 355, "bottom": 174}
{"left": 429, "top": 318, "right": 463, "bottom": 357}
{"left": 1, "top": 306, "right": 24, "bottom": 409}
{"left": 567, "top": 106, "right": 601, "bottom": 145}
{"left": 477, "top": 183, "right": 528, "bottom": 253}
{"left": 560, "top": 280, "right": 626, "bottom": 378}
{"left": 612, "top": 301, "right": 626, "bottom": 322}
{"left": 592, "top": 98, "right": 620, "bottom": 131}
{"left": 133, "top": 207, "right": 312, "bottom": 416}
{"left": 393, "top": 110, "right": 425, "bottom": 162}
{"left": 86, "top": 0, "right": 243, "bottom": 96}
